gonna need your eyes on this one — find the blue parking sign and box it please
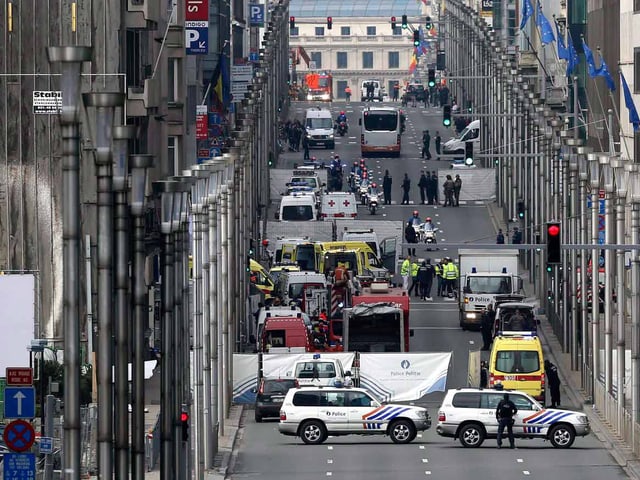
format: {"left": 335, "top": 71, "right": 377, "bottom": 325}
{"left": 3, "top": 453, "right": 35, "bottom": 479}
{"left": 249, "top": 4, "right": 264, "bottom": 27}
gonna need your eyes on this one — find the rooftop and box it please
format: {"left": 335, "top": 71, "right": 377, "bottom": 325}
{"left": 289, "top": 0, "right": 425, "bottom": 18}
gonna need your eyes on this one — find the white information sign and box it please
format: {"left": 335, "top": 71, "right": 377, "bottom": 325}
{"left": 32, "top": 91, "right": 62, "bottom": 114}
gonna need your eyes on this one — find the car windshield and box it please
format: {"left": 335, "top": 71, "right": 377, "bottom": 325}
{"left": 291, "top": 177, "right": 318, "bottom": 189}
{"left": 306, "top": 118, "right": 333, "bottom": 129}
{"left": 295, "top": 362, "right": 338, "bottom": 379}
{"left": 466, "top": 276, "right": 512, "bottom": 294}
{"left": 263, "top": 379, "right": 297, "bottom": 394}
{"left": 281, "top": 205, "right": 314, "bottom": 221}
{"left": 495, "top": 350, "right": 540, "bottom": 374}
{"left": 363, "top": 111, "right": 398, "bottom": 131}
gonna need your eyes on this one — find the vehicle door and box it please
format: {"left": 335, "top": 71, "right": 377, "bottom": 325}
{"left": 480, "top": 392, "right": 503, "bottom": 436}
{"left": 509, "top": 393, "right": 541, "bottom": 436}
{"left": 320, "top": 391, "right": 349, "bottom": 432}
{"left": 346, "top": 391, "right": 384, "bottom": 433}
{"left": 380, "top": 236, "right": 397, "bottom": 274}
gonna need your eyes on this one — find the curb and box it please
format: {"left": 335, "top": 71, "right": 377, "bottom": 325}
{"left": 206, "top": 405, "right": 245, "bottom": 480}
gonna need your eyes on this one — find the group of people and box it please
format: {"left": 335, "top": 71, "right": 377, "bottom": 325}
{"left": 496, "top": 227, "right": 523, "bottom": 244}
{"left": 363, "top": 82, "right": 377, "bottom": 101}
{"left": 400, "top": 255, "right": 459, "bottom": 300}
{"left": 280, "top": 119, "right": 304, "bottom": 152}
{"left": 421, "top": 130, "right": 442, "bottom": 159}
{"left": 399, "top": 172, "right": 462, "bottom": 206}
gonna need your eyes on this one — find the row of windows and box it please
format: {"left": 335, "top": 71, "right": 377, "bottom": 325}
{"left": 309, "top": 51, "right": 401, "bottom": 69}
{"left": 291, "top": 26, "right": 403, "bottom": 37}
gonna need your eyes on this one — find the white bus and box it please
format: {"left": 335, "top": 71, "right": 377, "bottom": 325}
{"left": 359, "top": 106, "right": 402, "bottom": 157}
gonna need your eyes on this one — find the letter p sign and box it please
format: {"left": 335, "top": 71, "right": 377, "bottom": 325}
{"left": 249, "top": 3, "right": 264, "bottom": 27}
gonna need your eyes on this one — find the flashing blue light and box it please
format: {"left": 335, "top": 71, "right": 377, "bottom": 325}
{"left": 502, "top": 267, "right": 507, "bottom": 273}
{"left": 471, "top": 267, "right": 477, "bottom": 273}
{"left": 313, "top": 353, "right": 321, "bottom": 359}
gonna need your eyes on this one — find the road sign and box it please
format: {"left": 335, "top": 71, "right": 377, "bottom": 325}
{"left": 3, "top": 453, "right": 36, "bottom": 478}
{"left": 6, "top": 368, "right": 33, "bottom": 386}
{"left": 185, "top": 0, "right": 208, "bottom": 21}
{"left": 39, "top": 436, "right": 53, "bottom": 454}
{"left": 249, "top": 3, "right": 265, "bottom": 27}
{"left": 3, "top": 420, "right": 36, "bottom": 452}
{"left": 4, "top": 387, "right": 35, "bottom": 419}
{"left": 185, "top": 23, "right": 208, "bottom": 55}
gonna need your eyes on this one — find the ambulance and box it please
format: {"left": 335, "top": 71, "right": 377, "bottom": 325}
{"left": 489, "top": 332, "right": 545, "bottom": 401}
{"left": 320, "top": 192, "right": 357, "bottom": 219}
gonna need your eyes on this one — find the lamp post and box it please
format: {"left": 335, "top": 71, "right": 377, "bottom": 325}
{"left": 600, "top": 156, "right": 614, "bottom": 394}
{"left": 83, "top": 91, "right": 125, "bottom": 480}
{"left": 47, "top": 45, "right": 92, "bottom": 480}
{"left": 628, "top": 169, "right": 640, "bottom": 425}
{"left": 612, "top": 159, "right": 629, "bottom": 427}
{"left": 588, "top": 153, "right": 601, "bottom": 393}
{"left": 130, "top": 154, "right": 154, "bottom": 480}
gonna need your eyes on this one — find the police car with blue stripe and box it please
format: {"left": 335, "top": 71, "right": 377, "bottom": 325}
{"left": 436, "top": 388, "right": 590, "bottom": 448}
{"left": 278, "top": 386, "right": 431, "bottom": 444}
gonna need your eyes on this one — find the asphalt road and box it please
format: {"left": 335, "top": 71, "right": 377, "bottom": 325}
{"left": 229, "top": 101, "right": 629, "bottom": 479}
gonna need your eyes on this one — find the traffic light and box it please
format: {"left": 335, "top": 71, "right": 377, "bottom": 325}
{"left": 289, "top": 16, "right": 295, "bottom": 29}
{"left": 442, "top": 105, "right": 452, "bottom": 127}
{"left": 426, "top": 16, "right": 432, "bottom": 30}
{"left": 401, "top": 15, "right": 408, "bottom": 29}
{"left": 246, "top": 256, "right": 251, "bottom": 272}
{"left": 546, "top": 222, "right": 561, "bottom": 264}
{"left": 327, "top": 16, "right": 332, "bottom": 30}
{"left": 413, "top": 30, "right": 420, "bottom": 46}
{"left": 181, "top": 411, "right": 190, "bottom": 442}
{"left": 437, "top": 51, "right": 446, "bottom": 70}
{"left": 391, "top": 16, "right": 397, "bottom": 30}
{"left": 517, "top": 200, "right": 525, "bottom": 220}
{"left": 428, "top": 68, "right": 436, "bottom": 88}
{"left": 464, "top": 141, "right": 474, "bottom": 166}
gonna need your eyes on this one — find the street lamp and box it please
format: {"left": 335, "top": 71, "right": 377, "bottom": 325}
{"left": 587, "top": 153, "right": 601, "bottom": 392}
{"left": 627, "top": 168, "right": 640, "bottom": 424}
{"left": 46, "top": 45, "right": 92, "bottom": 480}
{"left": 130, "top": 154, "right": 154, "bottom": 480}
{"left": 600, "top": 155, "right": 614, "bottom": 395}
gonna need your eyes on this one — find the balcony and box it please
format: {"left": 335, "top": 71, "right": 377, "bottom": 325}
{"left": 126, "top": 0, "right": 161, "bottom": 29}
{"left": 127, "top": 78, "right": 161, "bottom": 117}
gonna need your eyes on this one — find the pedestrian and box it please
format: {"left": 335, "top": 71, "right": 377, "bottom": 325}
{"left": 430, "top": 171, "right": 439, "bottom": 204}
{"left": 383, "top": 169, "right": 392, "bottom": 205}
{"left": 401, "top": 173, "right": 411, "bottom": 205}
{"left": 405, "top": 222, "right": 417, "bottom": 257}
{"left": 408, "top": 258, "right": 420, "bottom": 297}
{"left": 443, "top": 174, "right": 455, "bottom": 207}
{"left": 481, "top": 304, "right": 495, "bottom": 350}
{"left": 496, "top": 229, "right": 505, "bottom": 244}
{"left": 417, "top": 259, "right": 435, "bottom": 301}
{"left": 512, "top": 227, "right": 523, "bottom": 244}
{"left": 401, "top": 256, "right": 412, "bottom": 290}
{"left": 302, "top": 134, "right": 310, "bottom": 160}
{"left": 453, "top": 174, "right": 462, "bottom": 206}
{"left": 544, "top": 360, "right": 561, "bottom": 407}
{"left": 443, "top": 256, "right": 458, "bottom": 297}
{"left": 496, "top": 393, "right": 517, "bottom": 449}
{"left": 480, "top": 361, "right": 489, "bottom": 388}
{"left": 435, "top": 259, "right": 444, "bottom": 297}
{"left": 421, "top": 130, "right": 432, "bottom": 159}
{"left": 345, "top": 85, "right": 352, "bottom": 103}
{"left": 435, "top": 131, "right": 442, "bottom": 156}
{"left": 393, "top": 83, "right": 400, "bottom": 101}
{"left": 418, "top": 171, "right": 429, "bottom": 205}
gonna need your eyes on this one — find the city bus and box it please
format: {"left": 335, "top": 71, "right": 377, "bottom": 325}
{"left": 359, "top": 106, "right": 401, "bottom": 157}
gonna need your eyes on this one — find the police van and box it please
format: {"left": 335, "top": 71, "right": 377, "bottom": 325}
{"left": 304, "top": 108, "right": 335, "bottom": 149}
{"left": 278, "top": 193, "right": 318, "bottom": 222}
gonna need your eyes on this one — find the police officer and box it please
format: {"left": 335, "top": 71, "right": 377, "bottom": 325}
{"left": 444, "top": 257, "right": 459, "bottom": 297}
{"left": 496, "top": 393, "right": 518, "bottom": 449}
{"left": 407, "top": 259, "right": 420, "bottom": 297}
{"left": 383, "top": 170, "right": 392, "bottom": 205}
{"left": 545, "top": 359, "right": 561, "bottom": 407}
{"left": 401, "top": 256, "right": 412, "bottom": 290}
{"left": 417, "top": 259, "right": 435, "bottom": 301}
{"left": 435, "top": 259, "right": 444, "bottom": 297}
{"left": 481, "top": 304, "right": 495, "bottom": 350}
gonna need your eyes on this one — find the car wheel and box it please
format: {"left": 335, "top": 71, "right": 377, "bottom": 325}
{"left": 389, "top": 419, "right": 416, "bottom": 444}
{"left": 300, "top": 420, "right": 327, "bottom": 445}
{"left": 549, "top": 424, "right": 575, "bottom": 448}
{"left": 254, "top": 412, "right": 263, "bottom": 423}
{"left": 458, "top": 423, "right": 485, "bottom": 448}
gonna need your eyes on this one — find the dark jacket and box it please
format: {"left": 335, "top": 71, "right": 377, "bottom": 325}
{"left": 496, "top": 399, "right": 518, "bottom": 420}
{"left": 418, "top": 174, "right": 429, "bottom": 189}
{"left": 383, "top": 174, "right": 392, "bottom": 189}
{"left": 405, "top": 224, "right": 417, "bottom": 243}
{"left": 417, "top": 263, "right": 435, "bottom": 284}
{"left": 402, "top": 176, "right": 411, "bottom": 192}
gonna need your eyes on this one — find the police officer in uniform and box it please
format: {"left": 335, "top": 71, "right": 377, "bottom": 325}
{"left": 496, "top": 393, "right": 518, "bottom": 449}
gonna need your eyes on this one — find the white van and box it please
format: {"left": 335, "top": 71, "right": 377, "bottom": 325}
{"left": 361, "top": 80, "right": 383, "bottom": 101}
{"left": 304, "top": 108, "right": 335, "bottom": 149}
{"left": 342, "top": 228, "right": 380, "bottom": 257}
{"left": 276, "top": 271, "right": 328, "bottom": 306}
{"left": 289, "top": 170, "right": 324, "bottom": 200}
{"left": 286, "top": 357, "right": 347, "bottom": 387}
{"left": 443, "top": 119, "right": 480, "bottom": 155}
{"left": 278, "top": 193, "right": 318, "bottom": 222}
{"left": 321, "top": 192, "right": 357, "bottom": 220}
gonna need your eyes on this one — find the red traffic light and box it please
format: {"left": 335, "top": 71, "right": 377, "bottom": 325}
{"left": 391, "top": 16, "right": 396, "bottom": 21}
{"left": 547, "top": 224, "right": 560, "bottom": 236}
{"left": 180, "top": 412, "right": 189, "bottom": 422}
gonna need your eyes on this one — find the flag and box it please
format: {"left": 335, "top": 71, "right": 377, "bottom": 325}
{"left": 620, "top": 70, "right": 640, "bottom": 132}
{"left": 597, "top": 57, "right": 615, "bottom": 91}
{"left": 582, "top": 39, "right": 600, "bottom": 78}
{"left": 211, "top": 55, "right": 230, "bottom": 111}
{"left": 556, "top": 23, "right": 569, "bottom": 61}
{"left": 536, "top": 3, "right": 555, "bottom": 45}
{"left": 567, "top": 31, "right": 579, "bottom": 77}
{"left": 520, "top": 0, "right": 534, "bottom": 30}
{"left": 408, "top": 52, "right": 418, "bottom": 73}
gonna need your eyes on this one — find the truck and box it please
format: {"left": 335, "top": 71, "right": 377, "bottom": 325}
{"left": 304, "top": 72, "right": 333, "bottom": 101}
{"left": 458, "top": 249, "right": 523, "bottom": 330}
{"left": 343, "top": 283, "right": 413, "bottom": 352}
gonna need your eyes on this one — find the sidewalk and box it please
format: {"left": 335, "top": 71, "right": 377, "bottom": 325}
{"left": 487, "top": 200, "right": 640, "bottom": 479}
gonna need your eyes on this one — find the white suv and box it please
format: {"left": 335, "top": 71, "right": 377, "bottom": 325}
{"left": 436, "top": 388, "right": 590, "bottom": 449}
{"left": 278, "top": 386, "right": 431, "bottom": 444}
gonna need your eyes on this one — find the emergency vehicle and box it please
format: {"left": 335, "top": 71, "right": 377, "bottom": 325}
{"left": 278, "top": 192, "right": 318, "bottom": 222}
{"left": 489, "top": 332, "right": 545, "bottom": 400}
{"left": 304, "top": 71, "right": 333, "bottom": 101}
{"left": 249, "top": 259, "right": 275, "bottom": 298}
{"left": 320, "top": 192, "right": 357, "bottom": 219}
{"left": 260, "top": 316, "right": 311, "bottom": 353}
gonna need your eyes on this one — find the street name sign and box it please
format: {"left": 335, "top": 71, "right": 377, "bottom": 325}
{"left": 6, "top": 368, "right": 33, "bottom": 386}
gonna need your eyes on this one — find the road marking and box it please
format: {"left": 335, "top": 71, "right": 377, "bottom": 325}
{"left": 419, "top": 445, "right": 425, "bottom": 449}
{"left": 425, "top": 471, "right": 432, "bottom": 475}
{"left": 327, "top": 459, "right": 333, "bottom": 464}
{"left": 469, "top": 340, "right": 475, "bottom": 344}
{"left": 327, "top": 472, "right": 333, "bottom": 476}
{"left": 517, "top": 459, "right": 523, "bottom": 463}
{"left": 417, "top": 433, "right": 423, "bottom": 438}
{"left": 327, "top": 446, "right": 333, "bottom": 450}
{"left": 422, "top": 458, "right": 429, "bottom": 463}
{"left": 522, "top": 471, "right": 530, "bottom": 476}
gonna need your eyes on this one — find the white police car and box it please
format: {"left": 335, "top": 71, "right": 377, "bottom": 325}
{"left": 278, "top": 386, "right": 431, "bottom": 444}
{"left": 436, "top": 388, "right": 590, "bottom": 448}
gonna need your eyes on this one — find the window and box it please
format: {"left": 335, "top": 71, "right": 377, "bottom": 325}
{"left": 362, "top": 51, "right": 373, "bottom": 69}
{"left": 635, "top": 132, "right": 640, "bottom": 163}
{"left": 336, "top": 80, "right": 348, "bottom": 99}
{"left": 168, "top": 136, "right": 179, "bottom": 175}
{"left": 290, "top": 27, "right": 299, "bottom": 36}
{"left": 293, "top": 391, "right": 321, "bottom": 406}
{"left": 311, "top": 52, "right": 322, "bottom": 69}
{"left": 326, "top": 391, "right": 346, "bottom": 407}
{"left": 340, "top": 26, "right": 350, "bottom": 36}
{"left": 337, "top": 52, "right": 348, "bottom": 69}
{"left": 635, "top": 0, "right": 640, "bottom": 12}
{"left": 509, "top": 394, "right": 537, "bottom": 411}
{"left": 388, "top": 51, "right": 399, "bottom": 69}
{"left": 347, "top": 391, "right": 373, "bottom": 407}
{"left": 167, "top": 58, "right": 179, "bottom": 103}
{"left": 495, "top": 350, "right": 540, "bottom": 374}
{"left": 635, "top": 48, "right": 640, "bottom": 93}
{"left": 315, "top": 26, "right": 325, "bottom": 36}
{"left": 392, "top": 26, "right": 402, "bottom": 36}
{"left": 452, "top": 393, "right": 481, "bottom": 408}
{"left": 366, "top": 26, "right": 376, "bottom": 36}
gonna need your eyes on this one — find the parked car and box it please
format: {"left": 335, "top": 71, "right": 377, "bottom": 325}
{"left": 253, "top": 377, "right": 298, "bottom": 422}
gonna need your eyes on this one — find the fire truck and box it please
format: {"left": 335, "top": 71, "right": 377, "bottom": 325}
{"left": 304, "top": 72, "right": 333, "bottom": 102}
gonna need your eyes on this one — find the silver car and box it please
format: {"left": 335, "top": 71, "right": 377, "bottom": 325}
{"left": 436, "top": 388, "right": 590, "bottom": 448}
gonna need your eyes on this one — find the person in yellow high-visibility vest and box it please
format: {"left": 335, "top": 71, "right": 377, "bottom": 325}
{"left": 444, "top": 257, "right": 459, "bottom": 297}
{"left": 408, "top": 259, "right": 420, "bottom": 297}
{"left": 435, "top": 260, "right": 443, "bottom": 297}
{"left": 401, "top": 256, "right": 412, "bottom": 290}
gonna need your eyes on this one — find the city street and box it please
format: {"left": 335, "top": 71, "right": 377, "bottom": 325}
{"left": 226, "top": 101, "right": 630, "bottom": 479}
